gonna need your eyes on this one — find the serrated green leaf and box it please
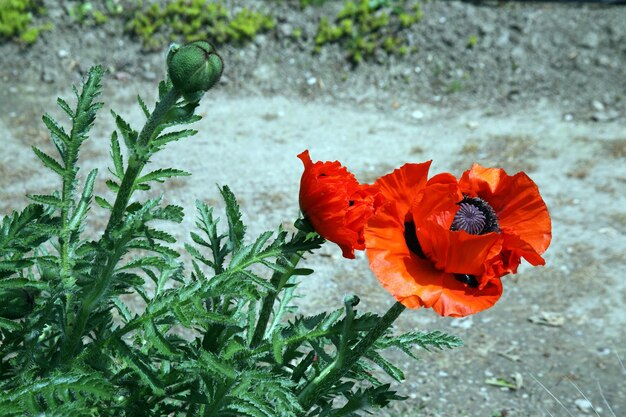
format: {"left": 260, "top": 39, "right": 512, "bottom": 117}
{"left": 136, "top": 168, "right": 190, "bottom": 184}
{"left": 272, "top": 332, "right": 284, "bottom": 364}
{"left": 151, "top": 129, "right": 197, "bottom": 149}
{"left": 110, "top": 131, "right": 124, "bottom": 178}
{"left": 68, "top": 169, "right": 97, "bottom": 231}
{"left": 105, "top": 179, "right": 120, "bottom": 192}
{"left": 365, "top": 350, "right": 404, "bottom": 382}
{"left": 145, "top": 319, "right": 177, "bottom": 355}
{"left": 137, "top": 94, "right": 150, "bottom": 119}
{"left": 199, "top": 351, "right": 237, "bottom": 380}
{"left": 32, "top": 146, "right": 65, "bottom": 176}
{"left": 56, "top": 97, "right": 74, "bottom": 118}
{"left": 0, "top": 278, "right": 47, "bottom": 290}
{"left": 112, "top": 111, "right": 138, "bottom": 150}
{"left": 28, "top": 194, "right": 62, "bottom": 207}
{"left": 112, "top": 337, "right": 165, "bottom": 395}
{"left": 0, "top": 259, "right": 33, "bottom": 270}
{"left": 0, "top": 317, "right": 20, "bottom": 330}
{"left": 42, "top": 114, "right": 70, "bottom": 145}
{"left": 94, "top": 196, "right": 113, "bottom": 209}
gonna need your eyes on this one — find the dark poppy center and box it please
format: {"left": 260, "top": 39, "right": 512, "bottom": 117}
{"left": 403, "top": 221, "right": 425, "bottom": 258}
{"left": 450, "top": 196, "right": 500, "bottom": 235}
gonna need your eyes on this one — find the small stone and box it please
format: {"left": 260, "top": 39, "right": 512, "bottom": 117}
{"left": 581, "top": 32, "right": 600, "bottom": 49}
{"left": 451, "top": 316, "right": 473, "bottom": 329}
{"left": 591, "top": 110, "right": 619, "bottom": 122}
{"left": 564, "top": 114, "right": 574, "bottom": 122}
{"left": 306, "top": 76, "right": 317, "bottom": 86}
{"left": 591, "top": 100, "right": 605, "bottom": 111}
{"left": 597, "top": 55, "right": 612, "bottom": 67}
{"left": 465, "top": 121, "right": 478, "bottom": 130}
{"left": 58, "top": 49, "right": 69, "bottom": 58}
{"left": 278, "top": 23, "right": 293, "bottom": 37}
{"left": 142, "top": 71, "right": 157, "bottom": 82}
{"left": 255, "top": 34, "right": 268, "bottom": 47}
{"left": 252, "top": 64, "right": 271, "bottom": 81}
{"left": 479, "top": 22, "right": 496, "bottom": 34}
{"left": 411, "top": 110, "right": 424, "bottom": 120}
{"left": 114, "top": 71, "right": 131, "bottom": 82}
{"left": 574, "top": 398, "right": 593, "bottom": 413}
{"left": 41, "top": 67, "right": 55, "bottom": 84}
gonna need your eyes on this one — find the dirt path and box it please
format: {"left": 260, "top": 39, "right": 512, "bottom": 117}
{"left": 1, "top": 0, "right": 625, "bottom": 415}
{"left": 1, "top": 79, "right": 625, "bottom": 415}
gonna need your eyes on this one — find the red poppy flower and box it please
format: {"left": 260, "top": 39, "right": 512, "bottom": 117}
{"left": 298, "top": 150, "right": 385, "bottom": 259}
{"left": 365, "top": 162, "right": 551, "bottom": 317}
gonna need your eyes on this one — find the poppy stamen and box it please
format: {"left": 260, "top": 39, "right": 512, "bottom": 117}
{"left": 451, "top": 196, "right": 500, "bottom": 235}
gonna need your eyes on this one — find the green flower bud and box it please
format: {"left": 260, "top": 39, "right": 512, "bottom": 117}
{"left": 167, "top": 41, "right": 224, "bottom": 94}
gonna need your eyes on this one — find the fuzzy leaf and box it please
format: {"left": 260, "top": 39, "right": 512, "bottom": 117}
{"left": 68, "top": 169, "right": 97, "bottom": 232}
{"left": 221, "top": 185, "right": 246, "bottom": 251}
{"left": 56, "top": 97, "right": 74, "bottom": 119}
{"left": 94, "top": 196, "right": 113, "bottom": 209}
{"left": 42, "top": 114, "right": 70, "bottom": 145}
{"left": 151, "top": 129, "right": 197, "bottom": 149}
{"left": 110, "top": 131, "right": 124, "bottom": 178}
{"left": 137, "top": 94, "right": 150, "bottom": 119}
{"left": 28, "top": 194, "right": 62, "bottom": 207}
{"left": 112, "top": 111, "right": 138, "bottom": 150}
{"left": 32, "top": 146, "right": 65, "bottom": 176}
{"left": 136, "top": 168, "right": 190, "bottom": 184}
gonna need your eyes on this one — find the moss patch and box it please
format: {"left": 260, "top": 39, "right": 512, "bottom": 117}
{"left": 127, "top": 0, "right": 275, "bottom": 51}
{"left": 314, "top": 0, "right": 423, "bottom": 64}
{"left": 0, "top": 0, "right": 48, "bottom": 44}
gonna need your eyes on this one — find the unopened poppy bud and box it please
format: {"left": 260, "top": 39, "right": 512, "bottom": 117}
{"left": 167, "top": 41, "right": 223, "bottom": 94}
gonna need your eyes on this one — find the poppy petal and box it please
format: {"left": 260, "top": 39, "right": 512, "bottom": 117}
{"left": 374, "top": 162, "right": 432, "bottom": 216}
{"left": 459, "top": 164, "right": 551, "bottom": 256}
{"left": 298, "top": 150, "right": 384, "bottom": 258}
{"left": 365, "top": 204, "right": 503, "bottom": 317}
{"left": 430, "top": 275, "right": 503, "bottom": 317}
{"left": 418, "top": 222, "right": 503, "bottom": 276}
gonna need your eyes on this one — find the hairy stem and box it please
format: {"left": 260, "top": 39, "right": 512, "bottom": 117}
{"left": 57, "top": 88, "right": 181, "bottom": 363}
{"left": 297, "top": 301, "right": 406, "bottom": 412}
{"left": 250, "top": 247, "right": 303, "bottom": 348}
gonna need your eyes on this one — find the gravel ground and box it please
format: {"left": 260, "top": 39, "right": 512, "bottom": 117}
{"left": 1, "top": 1, "right": 625, "bottom": 416}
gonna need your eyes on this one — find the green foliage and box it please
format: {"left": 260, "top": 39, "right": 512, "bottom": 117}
{"left": 299, "top": 0, "right": 331, "bottom": 7}
{"left": 0, "top": 0, "right": 49, "bottom": 44}
{"left": 467, "top": 34, "right": 478, "bottom": 48}
{"left": 127, "top": 0, "right": 275, "bottom": 51}
{"left": 68, "top": 1, "right": 124, "bottom": 25}
{"left": 0, "top": 49, "right": 461, "bottom": 416}
{"left": 314, "top": 0, "right": 423, "bottom": 63}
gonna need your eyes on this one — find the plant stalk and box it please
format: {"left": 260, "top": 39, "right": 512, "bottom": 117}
{"left": 297, "top": 301, "right": 406, "bottom": 412}
{"left": 57, "top": 88, "right": 181, "bottom": 363}
{"left": 250, "top": 242, "right": 304, "bottom": 348}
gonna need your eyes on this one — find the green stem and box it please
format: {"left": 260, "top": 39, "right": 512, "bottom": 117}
{"left": 250, "top": 247, "right": 303, "bottom": 348}
{"left": 297, "top": 301, "right": 406, "bottom": 412}
{"left": 57, "top": 88, "right": 181, "bottom": 363}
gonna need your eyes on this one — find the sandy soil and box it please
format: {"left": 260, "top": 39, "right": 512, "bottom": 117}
{"left": 1, "top": 1, "right": 625, "bottom": 416}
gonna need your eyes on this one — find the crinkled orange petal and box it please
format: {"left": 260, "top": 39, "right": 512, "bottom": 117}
{"left": 459, "top": 164, "right": 551, "bottom": 257}
{"left": 365, "top": 203, "right": 503, "bottom": 317}
{"left": 410, "top": 178, "right": 460, "bottom": 228}
{"left": 298, "top": 150, "right": 384, "bottom": 258}
{"left": 430, "top": 275, "right": 503, "bottom": 317}
{"left": 374, "top": 162, "right": 432, "bottom": 216}
{"left": 418, "top": 222, "right": 503, "bottom": 276}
